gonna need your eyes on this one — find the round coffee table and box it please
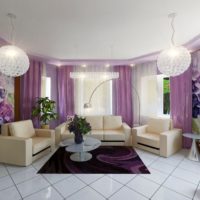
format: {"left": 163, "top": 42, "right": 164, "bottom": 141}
{"left": 183, "top": 133, "right": 200, "bottom": 162}
{"left": 65, "top": 137, "right": 101, "bottom": 162}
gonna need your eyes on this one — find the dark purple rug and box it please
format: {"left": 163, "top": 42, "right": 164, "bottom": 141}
{"left": 38, "top": 146, "right": 150, "bottom": 174}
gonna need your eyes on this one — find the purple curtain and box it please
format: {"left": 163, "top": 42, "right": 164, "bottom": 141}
{"left": 113, "top": 65, "right": 133, "bottom": 126}
{"left": 57, "top": 66, "right": 74, "bottom": 123}
{"left": 170, "top": 66, "right": 192, "bottom": 148}
{"left": 20, "top": 60, "right": 42, "bottom": 128}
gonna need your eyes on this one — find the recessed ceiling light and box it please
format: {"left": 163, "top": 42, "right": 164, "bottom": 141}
{"left": 130, "top": 63, "right": 135, "bottom": 67}
{"left": 56, "top": 62, "right": 62, "bottom": 67}
{"left": 81, "top": 64, "right": 87, "bottom": 68}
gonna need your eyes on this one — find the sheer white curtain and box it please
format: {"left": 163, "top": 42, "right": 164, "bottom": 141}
{"left": 73, "top": 65, "right": 113, "bottom": 116}
{"left": 132, "top": 61, "right": 158, "bottom": 125}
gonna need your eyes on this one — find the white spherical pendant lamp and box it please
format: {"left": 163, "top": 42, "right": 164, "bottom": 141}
{"left": 0, "top": 13, "right": 29, "bottom": 77}
{"left": 0, "top": 45, "right": 29, "bottom": 77}
{"left": 157, "top": 46, "right": 191, "bottom": 76}
{"left": 157, "top": 13, "right": 191, "bottom": 77}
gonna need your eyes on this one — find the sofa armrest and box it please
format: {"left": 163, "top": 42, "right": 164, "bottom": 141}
{"left": 122, "top": 123, "right": 132, "bottom": 146}
{"left": 132, "top": 125, "right": 148, "bottom": 146}
{"left": 132, "top": 125, "right": 148, "bottom": 135}
{"left": 55, "top": 122, "right": 67, "bottom": 145}
{"left": 160, "top": 128, "right": 182, "bottom": 157}
{"left": 35, "top": 129, "right": 55, "bottom": 147}
{"left": 0, "top": 136, "right": 32, "bottom": 166}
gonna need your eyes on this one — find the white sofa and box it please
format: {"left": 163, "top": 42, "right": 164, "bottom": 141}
{"left": 132, "top": 117, "right": 182, "bottom": 157}
{"left": 55, "top": 115, "right": 132, "bottom": 146}
{"left": 0, "top": 120, "right": 55, "bottom": 166}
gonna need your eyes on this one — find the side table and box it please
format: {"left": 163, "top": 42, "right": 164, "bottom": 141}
{"left": 183, "top": 133, "right": 200, "bottom": 162}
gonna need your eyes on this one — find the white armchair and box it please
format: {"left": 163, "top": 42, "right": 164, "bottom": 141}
{"left": 0, "top": 120, "right": 55, "bottom": 166}
{"left": 132, "top": 118, "right": 182, "bottom": 157}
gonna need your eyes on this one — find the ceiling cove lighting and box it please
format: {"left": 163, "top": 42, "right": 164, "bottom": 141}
{"left": 81, "top": 64, "right": 87, "bottom": 68}
{"left": 157, "top": 13, "right": 191, "bottom": 77}
{"left": 0, "top": 13, "right": 29, "bottom": 77}
{"left": 105, "top": 63, "right": 110, "bottom": 68}
{"left": 130, "top": 63, "right": 135, "bottom": 67}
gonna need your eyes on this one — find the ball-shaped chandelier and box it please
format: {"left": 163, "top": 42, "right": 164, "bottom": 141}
{"left": 157, "top": 13, "right": 191, "bottom": 77}
{"left": 157, "top": 46, "right": 191, "bottom": 76}
{"left": 0, "top": 45, "right": 29, "bottom": 77}
{"left": 0, "top": 13, "right": 29, "bottom": 77}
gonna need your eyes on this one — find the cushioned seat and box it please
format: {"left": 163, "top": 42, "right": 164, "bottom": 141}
{"left": 61, "top": 131, "right": 74, "bottom": 140}
{"left": 0, "top": 120, "right": 55, "bottom": 166}
{"left": 137, "top": 133, "right": 160, "bottom": 148}
{"left": 132, "top": 117, "right": 182, "bottom": 157}
{"left": 104, "top": 130, "right": 125, "bottom": 141}
{"left": 55, "top": 115, "right": 132, "bottom": 146}
{"left": 88, "top": 130, "right": 104, "bottom": 140}
{"left": 32, "top": 137, "right": 52, "bottom": 155}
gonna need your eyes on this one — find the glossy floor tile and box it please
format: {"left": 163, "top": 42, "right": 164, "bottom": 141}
{"left": 53, "top": 175, "right": 86, "bottom": 198}
{"left": 0, "top": 148, "right": 199, "bottom": 200}
{"left": 90, "top": 176, "right": 123, "bottom": 198}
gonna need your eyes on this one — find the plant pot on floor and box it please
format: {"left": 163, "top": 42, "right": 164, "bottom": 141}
{"left": 41, "top": 124, "right": 50, "bottom": 129}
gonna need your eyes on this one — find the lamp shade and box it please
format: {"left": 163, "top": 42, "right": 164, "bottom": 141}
{"left": 0, "top": 45, "right": 29, "bottom": 77}
{"left": 157, "top": 46, "right": 191, "bottom": 76}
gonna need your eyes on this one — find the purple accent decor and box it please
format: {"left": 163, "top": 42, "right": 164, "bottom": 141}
{"left": 170, "top": 66, "right": 192, "bottom": 148}
{"left": 20, "top": 60, "right": 42, "bottom": 128}
{"left": 57, "top": 66, "right": 74, "bottom": 123}
{"left": 113, "top": 65, "right": 133, "bottom": 126}
{"left": 192, "top": 51, "right": 200, "bottom": 118}
{"left": 38, "top": 146, "right": 150, "bottom": 174}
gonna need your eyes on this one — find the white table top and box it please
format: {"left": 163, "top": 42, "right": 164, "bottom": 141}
{"left": 65, "top": 137, "right": 101, "bottom": 153}
{"left": 59, "top": 138, "right": 75, "bottom": 147}
{"left": 183, "top": 133, "right": 200, "bottom": 140}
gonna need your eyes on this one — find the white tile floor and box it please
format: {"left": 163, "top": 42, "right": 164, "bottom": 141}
{"left": 0, "top": 148, "right": 199, "bottom": 200}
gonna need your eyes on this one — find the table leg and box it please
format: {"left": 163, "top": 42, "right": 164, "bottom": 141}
{"left": 188, "top": 139, "right": 200, "bottom": 162}
{"left": 70, "top": 152, "right": 92, "bottom": 162}
{"left": 79, "top": 152, "right": 84, "bottom": 161}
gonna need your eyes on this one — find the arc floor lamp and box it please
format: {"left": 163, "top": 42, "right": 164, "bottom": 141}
{"left": 70, "top": 71, "right": 140, "bottom": 126}
{"left": 84, "top": 78, "right": 114, "bottom": 109}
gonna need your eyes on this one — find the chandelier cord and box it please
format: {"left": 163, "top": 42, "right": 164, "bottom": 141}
{"left": 170, "top": 14, "right": 176, "bottom": 46}
{"left": 7, "top": 13, "right": 16, "bottom": 45}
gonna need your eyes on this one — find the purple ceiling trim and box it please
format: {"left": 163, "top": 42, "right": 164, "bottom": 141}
{"left": 1, "top": 34, "right": 200, "bottom": 66}
{"left": 184, "top": 34, "right": 200, "bottom": 51}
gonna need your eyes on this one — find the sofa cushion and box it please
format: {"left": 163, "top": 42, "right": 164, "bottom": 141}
{"left": 61, "top": 130, "right": 74, "bottom": 141}
{"left": 104, "top": 130, "right": 125, "bottom": 141}
{"left": 103, "top": 116, "right": 122, "bottom": 130}
{"left": 137, "top": 133, "right": 160, "bottom": 148}
{"left": 85, "top": 116, "right": 103, "bottom": 130}
{"left": 9, "top": 120, "right": 36, "bottom": 138}
{"left": 89, "top": 130, "right": 104, "bottom": 140}
{"left": 147, "top": 118, "right": 171, "bottom": 134}
{"left": 32, "top": 137, "right": 52, "bottom": 155}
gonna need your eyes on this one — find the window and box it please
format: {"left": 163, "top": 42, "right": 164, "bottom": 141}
{"left": 74, "top": 75, "right": 113, "bottom": 116}
{"left": 157, "top": 75, "right": 170, "bottom": 117}
{"left": 163, "top": 77, "right": 170, "bottom": 114}
{"left": 141, "top": 74, "right": 170, "bottom": 120}
{"left": 41, "top": 76, "right": 51, "bottom": 99}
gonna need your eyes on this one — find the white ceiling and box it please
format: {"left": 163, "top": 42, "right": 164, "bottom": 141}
{"left": 0, "top": 0, "right": 200, "bottom": 60}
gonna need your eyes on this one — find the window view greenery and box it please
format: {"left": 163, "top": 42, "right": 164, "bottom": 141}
{"left": 163, "top": 77, "right": 170, "bottom": 114}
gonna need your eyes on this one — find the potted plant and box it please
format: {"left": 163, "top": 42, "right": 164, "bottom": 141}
{"left": 32, "top": 97, "right": 58, "bottom": 129}
{"left": 68, "top": 115, "right": 91, "bottom": 144}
